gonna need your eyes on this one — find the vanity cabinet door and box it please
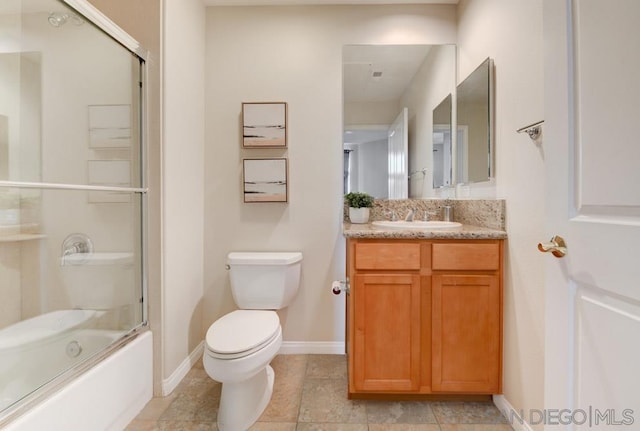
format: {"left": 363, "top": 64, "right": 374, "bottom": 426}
{"left": 431, "top": 274, "right": 501, "bottom": 393}
{"left": 352, "top": 273, "right": 421, "bottom": 392}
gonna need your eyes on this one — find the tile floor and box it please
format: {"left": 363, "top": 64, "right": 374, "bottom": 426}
{"left": 125, "top": 354, "right": 514, "bottom": 431}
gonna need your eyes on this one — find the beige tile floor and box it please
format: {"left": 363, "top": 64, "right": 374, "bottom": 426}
{"left": 125, "top": 354, "right": 514, "bottom": 431}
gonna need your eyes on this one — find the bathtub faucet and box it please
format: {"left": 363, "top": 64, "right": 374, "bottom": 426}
{"left": 61, "top": 233, "right": 94, "bottom": 265}
{"left": 62, "top": 243, "right": 83, "bottom": 257}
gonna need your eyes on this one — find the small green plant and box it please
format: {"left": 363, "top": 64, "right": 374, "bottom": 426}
{"left": 344, "top": 192, "right": 374, "bottom": 209}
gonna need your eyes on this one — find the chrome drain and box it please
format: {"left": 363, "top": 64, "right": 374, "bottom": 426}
{"left": 66, "top": 340, "right": 82, "bottom": 358}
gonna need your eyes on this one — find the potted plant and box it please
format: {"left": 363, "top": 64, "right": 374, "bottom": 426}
{"left": 344, "top": 192, "right": 374, "bottom": 224}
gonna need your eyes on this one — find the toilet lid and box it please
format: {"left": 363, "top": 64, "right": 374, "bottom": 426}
{"left": 205, "top": 310, "right": 280, "bottom": 356}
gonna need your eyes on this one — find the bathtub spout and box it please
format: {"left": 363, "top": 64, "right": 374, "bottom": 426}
{"left": 60, "top": 233, "right": 94, "bottom": 266}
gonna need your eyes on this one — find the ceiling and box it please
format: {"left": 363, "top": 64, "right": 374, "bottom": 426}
{"left": 343, "top": 44, "right": 431, "bottom": 104}
{"left": 2, "top": 0, "right": 459, "bottom": 15}
{"left": 343, "top": 127, "right": 388, "bottom": 145}
{"left": 204, "top": 0, "right": 457, "bottom": 5}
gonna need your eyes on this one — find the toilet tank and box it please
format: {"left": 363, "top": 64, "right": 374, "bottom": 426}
{"left": 227, "top": 252, "right": 302, "bottom": 310}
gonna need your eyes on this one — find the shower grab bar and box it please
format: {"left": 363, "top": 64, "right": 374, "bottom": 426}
{"left": 0, "top": 180, "right": 147, "bottom": 194}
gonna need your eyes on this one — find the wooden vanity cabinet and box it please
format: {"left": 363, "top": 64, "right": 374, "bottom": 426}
{"left": 348, "top": 241, "right": 423, "bottom": 392}
{"left": 346, "top": 238, "right": 503, "bottom": 397}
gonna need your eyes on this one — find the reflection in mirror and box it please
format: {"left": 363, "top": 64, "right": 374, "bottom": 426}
{"left": 0, "top": 52, "right": 41, "bottom": 182}
{"left": 456, "top": 57, "right": 494, "bottom": 184}
{"left": 432, "top": 94, "right": 452, "bottom": 188}
{"left": 0, "top": 115, "right": 7, "bottom": 179}
{"left": 343, "top": 44, "right": 456, "bottom": 199}
{"left": 0, "top": 1, "right": 141, "bottom": 187}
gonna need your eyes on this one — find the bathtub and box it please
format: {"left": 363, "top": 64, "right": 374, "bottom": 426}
{"left": 0, "top": 310, "right": 152, "bottom": 430}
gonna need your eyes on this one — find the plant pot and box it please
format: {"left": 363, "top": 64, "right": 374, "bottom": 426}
{"left": 349, "top": 207, "right": 370, "bottom": 224}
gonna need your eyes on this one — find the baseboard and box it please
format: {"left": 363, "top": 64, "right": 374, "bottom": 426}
{"left": 493, "top": 395, "right": 534, "bottom": 431}
{"left": 279, "top": 341, "right": 345, "bottom": 355}
{"left": 162, "top": 341, "right": 204, "bottom": 396}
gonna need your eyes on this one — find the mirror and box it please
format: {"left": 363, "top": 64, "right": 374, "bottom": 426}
{"left": 456, "top": 57, "right": 494, "bottom": 184}
{"left": 343, "top": 44, "right": 456, "bottom": 199}
{"left": 432, "top": 94, "right": 452, "bottom": 188}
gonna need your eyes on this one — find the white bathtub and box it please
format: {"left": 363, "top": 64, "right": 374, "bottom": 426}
{"left": 0, "top": 311, "right": 152, "bottom": 431}
{"left": 0, "top": 310, "right": 104, "bottom": 408}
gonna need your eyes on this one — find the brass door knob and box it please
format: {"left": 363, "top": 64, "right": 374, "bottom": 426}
{"left": 538, "top": 235, "right": 567, "bottom": 258}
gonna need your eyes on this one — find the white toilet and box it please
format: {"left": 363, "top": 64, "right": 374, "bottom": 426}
{"left": 203, "top": 251, "right": 303, "bottom": 431}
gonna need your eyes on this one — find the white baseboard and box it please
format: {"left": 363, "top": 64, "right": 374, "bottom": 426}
{"left": 162, "top": 341, "right": 204, "bottom": 396}
{"left": 279, "top": 341, "right": 345, "bottom": 355}
{"left": 493, "top": 395, "right": 534, "bottom": 431}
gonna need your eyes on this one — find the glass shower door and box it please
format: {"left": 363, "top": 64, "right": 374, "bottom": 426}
{"left": 0, "top": 0, "right": 147, "bottom": 416}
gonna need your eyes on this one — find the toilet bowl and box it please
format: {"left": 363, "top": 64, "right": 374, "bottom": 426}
{"left": 203, "top": 252, "right": 302, "bottom": 431}
{"left": 204, "top": 310, "right": 282, "bottom": 430}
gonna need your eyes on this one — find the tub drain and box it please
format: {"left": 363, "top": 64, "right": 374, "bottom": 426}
{"left": 66, "top": 340, "right": 82, "bottom": 358}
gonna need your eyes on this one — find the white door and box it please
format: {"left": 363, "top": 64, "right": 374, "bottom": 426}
{"left": 544, "top": 1, "right": 640, "bottom": 429}
{"left": 388, "top": 107, "right": 408, "bottom": 199}
{"left": 433, "top": 125, "right": 452, "bottom": 188}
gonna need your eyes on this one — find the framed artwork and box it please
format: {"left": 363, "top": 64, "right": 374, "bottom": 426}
{"left": 88, "top": 104, "right": 131, "bottom": 148}
{"left": 242, "top": 102, "right": 287, "bottom": 148}
{"left": 243, "top": 158, "right": 288, "bottom": 203}
{"left": 87, "top": 160, "right": 131, "bottom": 203}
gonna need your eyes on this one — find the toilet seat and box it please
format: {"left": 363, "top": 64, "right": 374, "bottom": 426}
{"left": 205, "top": 310, "right": 280, "bottom": 360}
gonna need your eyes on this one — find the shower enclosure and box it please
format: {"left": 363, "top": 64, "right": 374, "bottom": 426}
{"left": 0, "top": 0, "right": 147, "bottom": 423}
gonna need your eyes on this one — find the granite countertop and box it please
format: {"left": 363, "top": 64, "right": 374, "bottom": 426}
{"left": 343, "top": 222, "right": 507, "bottom": 240}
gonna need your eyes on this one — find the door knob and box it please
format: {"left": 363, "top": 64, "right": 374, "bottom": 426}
{"left": 537, "top": 235, "right": 567, "bottom": 258}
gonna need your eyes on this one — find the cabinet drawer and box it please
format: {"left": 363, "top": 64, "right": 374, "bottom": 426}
{"left": 355, "top": 243, "right": 421, "bottom": 270}
{"left": 432, "top": 242, "right": 500, "bottom": 271}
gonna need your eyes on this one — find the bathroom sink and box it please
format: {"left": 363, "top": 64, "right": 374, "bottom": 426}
{"left": 371, "top": 220, "right": 463, "bottom": 230}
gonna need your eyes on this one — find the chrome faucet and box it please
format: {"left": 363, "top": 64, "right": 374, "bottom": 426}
{"left": 405, "top": 209, "right": 416, "bottom": 222}
{"left": 60, "top": 233, "right": 93, "bottom": 266}
{"left": 62, "top": 243, "right": 82, "bottom": 258}
{"left": 422, "top": 210, "right": 436, "bottom": 221}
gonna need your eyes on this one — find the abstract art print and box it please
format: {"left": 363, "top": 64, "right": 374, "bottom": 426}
{"left": 88, "top": 104, "right": 131, "bottom": 148}
{"left": 242, "top": 102, "right": 287, "bottom": 148}
{"left": 243, "top": 158, "right": 288, "bottom": 203}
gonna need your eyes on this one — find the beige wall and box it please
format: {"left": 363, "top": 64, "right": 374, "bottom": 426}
{"left": 204, "top": 5, "right": 457, "bottom": 344}
{"left": 457, "top": 0, "right": 545, "bottom": 427}
{"left": 161, "top": 0, "right": 206, "bottom": 388}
